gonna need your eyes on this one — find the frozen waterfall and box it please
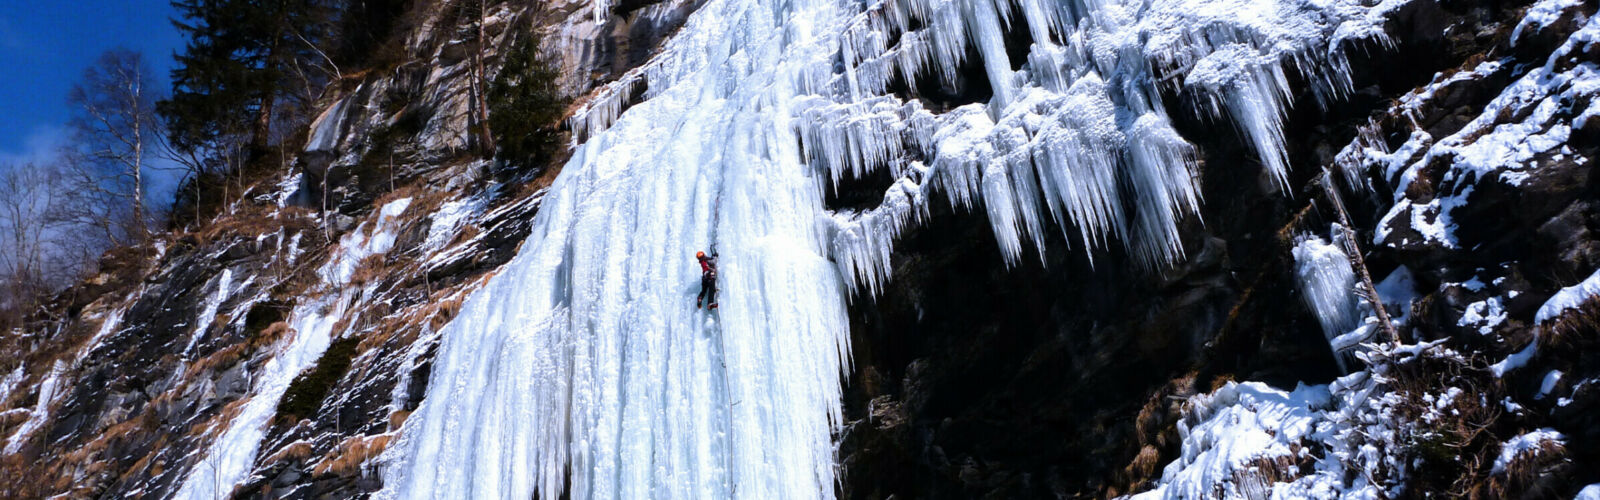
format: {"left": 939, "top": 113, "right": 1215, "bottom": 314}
{"left": 377, "top": 0, "right": 1400, "bottom": 497}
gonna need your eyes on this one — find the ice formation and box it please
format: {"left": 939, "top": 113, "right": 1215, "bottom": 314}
{"left": 2, "top": 360, "right": 66, "bottom": 455}
{"left": 1293, "top": 230, "right": 1375, "bottom": 371}
{"left": 174, "top": 198, "right": 413, "bottom": 500}
{"left": 378, "top": 0, "right": 1408, "bottom": 496}
{"left": 183, "top": 269, "right": 235, "bottom": 356}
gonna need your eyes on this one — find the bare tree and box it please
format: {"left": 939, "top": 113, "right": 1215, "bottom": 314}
{"left": 63, "top": 48, "right": 165, "bottom": 244}
{"left": 0, "top": 163, "right": 66, "bottom": 330}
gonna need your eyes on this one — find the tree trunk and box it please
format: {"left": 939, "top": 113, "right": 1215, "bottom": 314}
{"left": 472, "top": 0, "right": 496, "bottom": 157}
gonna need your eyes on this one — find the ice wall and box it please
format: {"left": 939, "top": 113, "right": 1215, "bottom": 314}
{"left": 381, "top": 0, "right": 1404, "bottom": 497}
{"left": 378, "top": 0, "right": 855, "bottom": 497}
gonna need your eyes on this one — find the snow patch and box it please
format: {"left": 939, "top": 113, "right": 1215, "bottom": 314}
{"left": 1536, "top": 267, "right": 1600, "bottom": 324}
{"left": 1492, "top": 428, "right": 1564, "bottom": 474}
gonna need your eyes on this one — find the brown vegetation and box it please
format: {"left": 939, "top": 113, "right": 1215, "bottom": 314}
{"left": 313, "top": 434, "right": 392, "bottom": 477}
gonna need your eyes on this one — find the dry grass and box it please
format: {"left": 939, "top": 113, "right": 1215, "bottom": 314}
{"left": 193, "top": 205, "right": 319, "bottom": 249}
{"left": 1539, "top": 295, "right": 1600, "bottom": 352}
{"left": 313, "top": 434, "right": 393, "bottom": 477}
{"left": 116, "top": 435, "right": 167, "bottom": 485}
{"left": 251, "top": 321, "right": 293, "bottom": 351}
{"left": 189, "top": 398, "right": 251, "bottom": 440}
{"left": 266, "top": 441, "right": 317, "bottom": 464}
{"left": 1124, "top": 445, "right": 1162, "bottom": 483}
{"left": 447, "top": 222, "right": 483, "bottom": 248}
{"left": 1384, "top": 349, "right": 1512, "bottom": 497}
{"left": 184, "top": 344, "right": 248, "bottom": 379}
{"left": 1485, "top": 438, "right": 1568, "bottom": 497}
{"left": 516, "top": 160, "right": 564, "bottom": 198}
{"left": 0, "top": 409, "right": 161, "bottom": 498}
{"left": 1231, "top": 455, "right": 1305, "bottom": 499}
{"left": 1115, "top": 372, "right": 1198, "bottom": 495}
{"left": 388, "top": 410, "right": 411, "bottom": 431}
{"left": 350, "top": 253, "right": 394, "bottom": 287}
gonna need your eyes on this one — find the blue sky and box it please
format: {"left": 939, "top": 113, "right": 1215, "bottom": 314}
{"left": 0, "top": 1, "right": 184, "bottom": 161}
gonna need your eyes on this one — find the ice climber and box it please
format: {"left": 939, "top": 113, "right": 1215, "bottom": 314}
{"left": 696, "top": 251, "right": 718, "bottom": 309}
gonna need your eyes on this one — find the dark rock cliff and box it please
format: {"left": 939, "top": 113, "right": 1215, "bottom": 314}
{"left": 833, "top": 0, "right": 1600, "bottom": 497}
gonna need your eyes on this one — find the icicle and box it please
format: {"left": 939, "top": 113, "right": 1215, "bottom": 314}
{"left": 376, "top": 0, "right": 1420, "bottom": 495}
{"left": 1292, "top": 230, "right": 1371, "bottom": 372}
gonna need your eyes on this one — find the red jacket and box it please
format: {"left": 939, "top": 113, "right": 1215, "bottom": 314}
{"left": 698, "top": 256, "right": 717, "bottom": 276}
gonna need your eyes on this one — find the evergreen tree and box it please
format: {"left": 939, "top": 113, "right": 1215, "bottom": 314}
{"left": 159, "top": 0, "right": 336, "bottom": 155}
{"left": 488, "top": 33, "right": 568, "bottom": 172}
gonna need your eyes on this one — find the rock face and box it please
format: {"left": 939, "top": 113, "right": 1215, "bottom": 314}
{"left": 833, "top": 0, "right": 1600, "bottom": 497}
{"left": 0, "top": 0, "right": 1596, "bottom": 498}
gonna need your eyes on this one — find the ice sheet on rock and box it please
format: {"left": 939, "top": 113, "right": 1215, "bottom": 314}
{"left": 174, "top": 198, "right": 411, "bottom": 499}
{"left": 1579, "top": 483, "right": 1600, "bottom": 500}
{"left": 173, "top": 296, "right": 348, "bottom": 500}
{"left": 306, "top": 93, "right": 355, "bottom": 153}
{"left": 0, "top": 366, "right": 23, "bottom": 406}
{"left": 84, "top": 306, "right": 127, "bottom": 355}
{"left": 2, "top": 360, "right": 66, "bottom": 455}
{"left": 321, "top": 197, "right": 413, "bottom": 285}
{"left": 183, "top": 269, "right": 236, "bottom": 356}
{"left": 376, "top": 0, "right": 1419, "bottom": 496}
{"left": 1536, "top": 267, "right": 1600, "bottom": 324}
{"left": 423, "top": 197, "right": 485, "bottom": 252}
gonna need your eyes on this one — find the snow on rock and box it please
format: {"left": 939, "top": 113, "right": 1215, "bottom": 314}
{"left": 1492, "top": 428, "right": 1565, "bottom": 474}
{"left": 1459, "top": 297, "right": 1508, "bottom": 335}
{"left": 1540, "top": 370, "right": 1564, "bottom": 398}
{"left": 1378, "top": 12, "right": 1599, "bottom": 252}
{"left": 1375, "top": 266, "right": 1419, "bottom": 325}
{"left": 1512, "top": 0, "right": 1587, "bottom": 46}
{"left": 1536, "top": 267, "right": 1600, "bottom": 324}
{"left": 1132, "top": 342, "right": 1474, "bottom": 499}
{"left": 276, "top": 171, "right": 305, "bottom": 207}
{"left": 1131, "top": 382, "right": 1330, "bottom": 500}
{"left": 1491, "top": 335, "right": 1541, "bottom": 377}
